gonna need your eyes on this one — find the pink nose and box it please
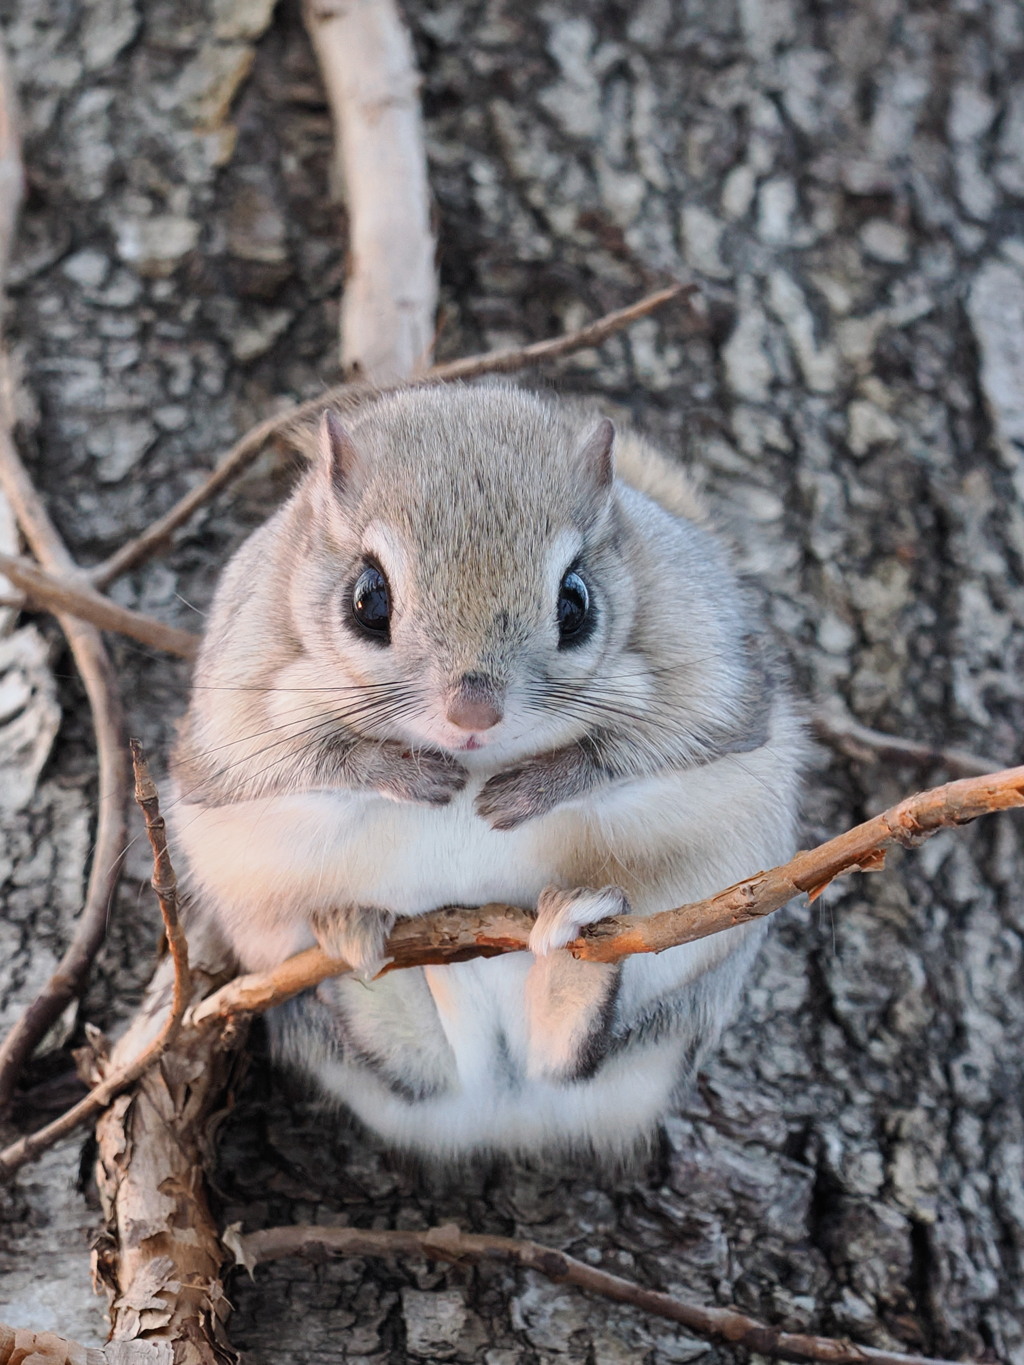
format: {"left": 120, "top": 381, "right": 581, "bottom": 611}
{"left": 446, "top": 675, "right": 503, "bottom": 731}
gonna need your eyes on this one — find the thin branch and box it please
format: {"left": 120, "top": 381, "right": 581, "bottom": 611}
{"left": 193, "top": 763, "right": 1024, "bottom": 1023}
{"left": 427, "top": 282, "right": 696, "bottom": 381}
{"left": 811, "top": 708, "right": 1003, "bottom": 779}
{"left": 231, "top": 1223, "right": 969, "bottom": 1365}
{"left": 0, "top": 745, "right": 190, "bottom": 1179}
{"left": 0, "top": 549, "right": 198, "bottom": 658}
{"left": 89, "top": 283, "right": 687, "bottom": 588}
{"left": 129, "top": 740, "right": 191, "bottom": 1012}
{"left": 0, "top": 47, "right": 130, "bottom": 1115}
{"left": 304, "top": 0, "right": 437, "bottom": 382}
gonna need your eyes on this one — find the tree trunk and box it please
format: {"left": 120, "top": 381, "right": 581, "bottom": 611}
{"left": 1, "top": 0, "right": 1023, "bottom": 1361}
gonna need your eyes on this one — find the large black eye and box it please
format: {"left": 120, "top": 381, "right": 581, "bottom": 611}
{"left": 557, "top": 569, "right": 591, "bottom": 646}
{"left": 351, "top": 563, "right": 391, "bottom": 642}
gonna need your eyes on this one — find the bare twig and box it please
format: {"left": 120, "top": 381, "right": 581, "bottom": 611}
{"left": 427, "top": 282, "right": 695, "bottom": 381}
{"left": 129, "top": 741, "right": 191, "bottom": 1011}
{"left": 193, "top": 763, "right": 1024, "bottom": 1024}
{"left": 89, "top": 384, "right": 365, "bottom": 590}
{"left": 89, "top": 284, "right": 687, "bottom": 588}
{"left": 0, "top": 48, "right": 130, "bottom": 1115}
{"left": 304, "top": 0, "right": 437, "bottom": 382}
{"left": 0, "top": 549, "right": 199, "bottom": 658}
{"left": 232, "top": 1223, "right": 968, "bottom": 1365}
{"left": 812, "top": 707, "right": 1003, "bottom": 779}
{"left": 0, "top": 745, "right": 190, "bottom": 1179}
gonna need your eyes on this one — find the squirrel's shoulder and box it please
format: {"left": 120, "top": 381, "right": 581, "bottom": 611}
{"left": 612, "top": 430, "right": 707, "bottom": 525}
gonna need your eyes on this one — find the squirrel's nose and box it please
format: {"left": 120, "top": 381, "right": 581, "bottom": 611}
{"left": 446, "top": 673, "right": 503, "bottom": 731}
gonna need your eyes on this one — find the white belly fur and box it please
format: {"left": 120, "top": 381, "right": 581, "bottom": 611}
{"left": 171, "top": 744, "right": 796, "bottom": 1155}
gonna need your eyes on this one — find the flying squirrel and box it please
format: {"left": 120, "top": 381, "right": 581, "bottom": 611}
{"left": 170, "top": 384, "right": 804, "bottom": 1158}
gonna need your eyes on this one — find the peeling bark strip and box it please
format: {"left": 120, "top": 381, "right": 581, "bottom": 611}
{"left": 231, "top": 1224, "right": 969, "bottom": 1365}
{"left": 0, "top": 1320, "right": 105, "bottom": 1364}
{"left": 92, "top": 999, "right": 243, "bottom": 1364}
{"left": 193, "top": 764, "right": 1024, "bottom": 1023}
{"left": 303, "top": 0, "right": 437, "bottom": 381}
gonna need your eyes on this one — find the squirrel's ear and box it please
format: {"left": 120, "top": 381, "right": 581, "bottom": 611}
{"left": 318, "top": 410, "right": 360, "bottom": 490}
{"left": 578, "top": 418, "right": 615, "bottom": 489}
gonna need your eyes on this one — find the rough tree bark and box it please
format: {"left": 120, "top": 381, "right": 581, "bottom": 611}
{"left": 1, "top": 1, "right": 1023, "bottom": 1364}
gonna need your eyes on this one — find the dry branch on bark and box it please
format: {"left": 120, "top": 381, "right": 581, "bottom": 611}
{"left": 810, "top": 708, "right": 1004, "bottom": 780}
{"left": 0, "top": 747, "right": 192, "bottom": 1178}
{"left": 0, "top": 550, "right": 199, "bottom": 659}
{"left": 230, "top": 1224, "right": 967, "bottom": 1365}
{"left": 191, "top": 763, "right": 1024, "bottom": 1024}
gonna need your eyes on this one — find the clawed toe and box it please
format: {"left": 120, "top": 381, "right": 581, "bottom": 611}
{"left": 312, "top": 905, "right": 396, "bottom": 980}
{"left": 529, "top": 884, "right": 630, "bottom": 957}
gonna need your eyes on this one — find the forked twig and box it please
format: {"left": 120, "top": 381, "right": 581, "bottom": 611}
{"left": 232, "top": 1223, "right": 969, "bottom": 1365}
{"left": 0, "top": 745, "right": 189, "bottom": 1178}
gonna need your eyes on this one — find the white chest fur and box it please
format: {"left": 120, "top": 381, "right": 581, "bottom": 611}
{"left": 173, "top": 777, "right": 574, "bottom": 970}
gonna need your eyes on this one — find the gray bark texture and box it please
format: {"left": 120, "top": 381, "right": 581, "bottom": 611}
{"left": 1, "top": 0, "right": 1023, "bottom": 1361}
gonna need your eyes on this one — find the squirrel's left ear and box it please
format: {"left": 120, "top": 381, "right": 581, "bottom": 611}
{"left": 578, "top": 418, "right": 615, "bottom": 489}
{"left": 318, "top": 410, "right": 360, "bottom": 492}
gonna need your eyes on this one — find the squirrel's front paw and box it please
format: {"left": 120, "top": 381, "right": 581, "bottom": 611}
{"left": 375, "top": 743, "right": 469, "bottom": 806}
{"left": 475, "top": 762, "right": 559, "bottom": 829}
{"left": 310, "top": 904, "right": 396, "bottom": 980}
{"left": 529, "top": 884, "right": 631, "bottom": 957}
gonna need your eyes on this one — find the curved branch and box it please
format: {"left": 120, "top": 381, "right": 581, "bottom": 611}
{"left": 811, "top": 708, "right": 1002, "bottom": 779}
{"left": 233, "top": 1223, "right": 969, "bottom": 1365}
{"left": 5, "top": 762, "right": 1021, "bottom": 1179}
{"left": 0, "top": 44, "right": 130, "bottom": 1112}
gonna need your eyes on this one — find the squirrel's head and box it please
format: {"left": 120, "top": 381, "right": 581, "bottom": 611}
{"left": 287, "top": 386, "right": 643, "bottom": 765}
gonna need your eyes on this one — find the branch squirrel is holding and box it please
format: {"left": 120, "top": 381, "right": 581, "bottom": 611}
{"left": 170, "top": 385, "right": 804, "bottom": 1157}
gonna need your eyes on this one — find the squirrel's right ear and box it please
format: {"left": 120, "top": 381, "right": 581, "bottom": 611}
{"left": 318, "top": 410, "right": 360, "bottom": 491}
{"left": 578, "top": 418, "right": 615, "bottom": 489}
